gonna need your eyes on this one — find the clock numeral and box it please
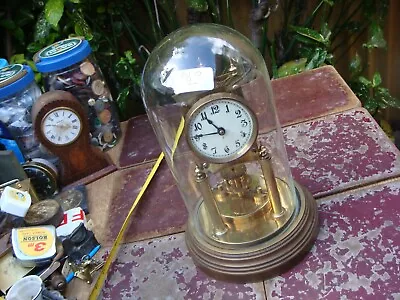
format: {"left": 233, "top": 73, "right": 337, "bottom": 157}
{"left": 211, "top": 147, "right": 217, "bottom": 154}
{"left": 72, "top": 125, "right": 79, "bottom": 130}
{"left": 200, "top": 112, "right": 207, "bottom": 121}
{"left": 50, "top": 135, "right": 55, "bottom": 140}
{"left": 211, "top": 105, "right": 220, "bottom": 115}
{"left": 194, "top": 123, "right": 202, "bottom": 131}
{"left": 68, "top": 113, "right": 72, "bottom": 119}
{"left": 224, "top": 146, "right": 230, "bottom": 153}
{"left": 235, "top": 110, "right": 242, "bottom": 118}
{"left": 54, "top": 112, "right": 59, "bottom": 117}
{"left": 202, "top": 143, "right": 208, "bottom": 150}
{"left": 225, "top": 105, "right": 230, "bottom": 113}
{"left": 65, "top": 135, "right": 69, "bottom": 141}
{"left": 46, "top": 130, "right": 52, "bottom": 135}
{"left": 235, "top": 140, "right": 241, "bottom": 147}
{"left": 241, "top": 119, "right": 248, "bottom": 127}
{"left": 63, "top": 111, "right": 65, "bottom": 116}
{"left": 48, "top": 117, "right": 54, "bottom": 122}
{"left": 58, "top": 136, "right": 61, "bottom": 142}
{"left": 72, "top": 119, "right": 77, "bottom": 123}
{"left": 194, "top": 135, "right": 200, "bottom": 142}
{"left": 240, "top": 131, "right": 246, "bottom": 137}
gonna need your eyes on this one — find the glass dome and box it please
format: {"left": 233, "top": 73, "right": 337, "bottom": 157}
{"left": 141, "top": 24, "right": 318, "bottom": 281}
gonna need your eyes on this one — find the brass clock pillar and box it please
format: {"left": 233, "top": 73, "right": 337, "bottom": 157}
{"left": 141, "top": 24, "right": 319, "bottom": 282}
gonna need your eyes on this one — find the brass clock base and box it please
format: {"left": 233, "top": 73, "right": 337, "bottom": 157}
{"left": 185, "top": 181, "right": 319, "bottom": 282}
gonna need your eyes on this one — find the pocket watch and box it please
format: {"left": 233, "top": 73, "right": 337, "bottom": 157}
{"left": 185, "top": 92, "right": 258, "bottom": 164}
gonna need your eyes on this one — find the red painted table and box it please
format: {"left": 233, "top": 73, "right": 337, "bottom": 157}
{"left": 66, "top": 67, "right": 400, "bottom": 299}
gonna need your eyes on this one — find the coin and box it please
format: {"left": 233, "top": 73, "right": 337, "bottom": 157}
{"left": 24, "top": 200, "right": 63, "bottom": 226}
{"left": 94, "top": 100, "right": 105, "bottom": 112}
{"left": 103, "top": 130, "right": 114, "bottom": 143}
{"left": 91, "top": 80, "right": 105, "bottom": 96}
{"left": 80, "top": 61, "right": 95, "bottom": 76}
{"left": 88, "top": 98, "right": 96, "bottom": 106}
{"left": 54, "top": 189, "right": 84, "bottom": 211}
{"left": 98, "top": 109, "right": 112, "bottom": 124}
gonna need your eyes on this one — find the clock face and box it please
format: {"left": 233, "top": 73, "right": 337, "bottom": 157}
{"left": 41, "top": 108, "right": 82, "bottom": 145}
{"left": 186, "top": 94, "right": 258, "bottom": 163}
{"left": 23, "top": 163, "right": 58, "bottom": 199}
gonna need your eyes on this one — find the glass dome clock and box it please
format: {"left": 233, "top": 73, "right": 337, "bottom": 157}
{"left": 141, "top": 24, "right": 318, "bottom": 281}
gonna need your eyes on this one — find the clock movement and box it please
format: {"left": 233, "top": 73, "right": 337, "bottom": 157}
{"left": 31, "top": 90, "right": 110, "bottom": 186}
{"left": 142, "top": 24, "right": 319, "bottom": 282}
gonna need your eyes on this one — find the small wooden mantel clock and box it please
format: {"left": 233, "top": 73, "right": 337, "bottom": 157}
{"left": 32, "top": 90, "right": 110, "bottom": 186}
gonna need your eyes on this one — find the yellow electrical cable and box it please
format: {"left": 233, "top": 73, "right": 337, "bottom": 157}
{"left": 89, "top": 117, "right": 185, "bottom": 300}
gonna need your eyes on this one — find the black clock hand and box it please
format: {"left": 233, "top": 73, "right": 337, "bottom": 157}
{"left": 205, "top": 118, "right": 226, "bottom": 135}
{"left": 193, "top": 132, "right": 219, "bottom": 139}
{"left": 206, "top": 118, "right": 220, "bottom": 130}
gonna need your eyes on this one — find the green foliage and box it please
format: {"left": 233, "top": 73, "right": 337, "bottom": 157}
{"left": 0, "top": 0, "right": 394, "bottom": 123}
{"left": 45, "top": 0, "right": 64, "bottom": 28}
{"left": 349, "top": 60, "right": 400, "bottom": 116}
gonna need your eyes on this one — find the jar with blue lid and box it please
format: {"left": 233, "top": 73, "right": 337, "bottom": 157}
{"left": 34, "top": 37, "right": 121, "bottom": 150}
{"left": 0, "top": 64, "right": 43, "bottom": 160}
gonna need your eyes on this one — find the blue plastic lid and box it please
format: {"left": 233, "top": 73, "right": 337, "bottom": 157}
{"left": 0, "top": 64, "right": 35, "bottom": 99}
{"left": 0, "top": 59, "right": 8, "bottom": 68}
{"left": 34, "top": 37, "right": 92, "bottom": 73}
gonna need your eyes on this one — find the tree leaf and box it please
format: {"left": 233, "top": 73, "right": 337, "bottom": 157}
{"left": 306, "top": 48, "right": 327, "bottom": 70}
{"left": 34, "top": 11, "right": 52, "bottom": 42}
{"left": 73, "top": 11, "right": 93, "bottom": 41}
{"left": 321, "top": 22, "right": 331, "bottom": 41}
{"left": 0, "top": 19, "right": 16, "bottom": 30}
{"left": 372, "top": 72, "right": 382, "bottom": 87}
{"left": 290, "top": 25, "right": 327, "bottom": 45}
{"left": 349, "top": 53, "right": 362, "bottom": 78}
{"left": 323, "top": 0, "right": 334, "bottom": 6}
{"left": 293, "top": 34, "right": 321, "bottom": 46}
{"left": 363, "top": 21, "right": 387, "bottom": 49}
{"left": 363, "top": 97, "right": 379, "bottom": 115}
{"left": 124, "top": 51, "right": 136, "bottom": 65}
{"left": 186, "top": 0, "right": 208, "bottom": 12}
{"left": 45, "top": 0, "right": 65, "bottom": 27}
{"left": 97, "top": 6, "right": 106, "bottom": 14}
{"left": 116, "top": 87, "right": 130, "bottom": 119}
{"left": 277, "top": 58, "right": 307, "bottom": 78}
{"left": 375, "top": 87, "right": 400, "bottom": 109}
{"left": 13, "top": 28, "right": 25, "bottom": 45}
{"left": 358, "top": 76, "right": 372, "bottom": 87}
{"left": 27, "top": 42, "right": 44, "bottom": 53}
{"left": 10, "top": 54, "right": 25, "bottom": 64}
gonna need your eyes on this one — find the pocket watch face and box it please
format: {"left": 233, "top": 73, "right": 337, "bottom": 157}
{"left": 42, "top": 108, "right": 82, "bottom": 145}
{"left": 186, "top": 93, "right": 258, "bottom": 163}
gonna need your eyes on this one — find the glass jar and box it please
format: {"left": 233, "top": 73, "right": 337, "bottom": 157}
{"left": 34, "top": 37, "right": 121, "bottom": 151}
{"left": 0, "top": 64, "right": 44, "bottom": 161}
{"left": 141, "top": 24, "right": 318, "bottom": 281}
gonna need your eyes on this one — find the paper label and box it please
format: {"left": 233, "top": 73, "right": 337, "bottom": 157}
{"left": 0, "top": 64, "right": 24, "bottom": 84}
{"left": 16, "top": 227, "right": 54, "bottom": 257}
{"left": 163, "top": 67, "right": 214, "bottom": 95}
{"left": 56, "top": 207, "right": 86, "bottom": 237}
{"left": 38, "top": 38, "right": 82, "bottom": 58}
{"left": 7, "top": 188, "right": 28, "bottom": 203}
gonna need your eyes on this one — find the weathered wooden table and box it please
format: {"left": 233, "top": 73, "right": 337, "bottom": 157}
{"left": 68, "top": 66, "right": 400, "bottom": 299}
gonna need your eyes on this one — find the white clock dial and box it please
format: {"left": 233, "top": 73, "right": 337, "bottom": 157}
{"left": 187, "top": 96, "right": 257, "bottom": 163}
{"left": 42, "top": 108, "right": 82, "bottom": 145}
